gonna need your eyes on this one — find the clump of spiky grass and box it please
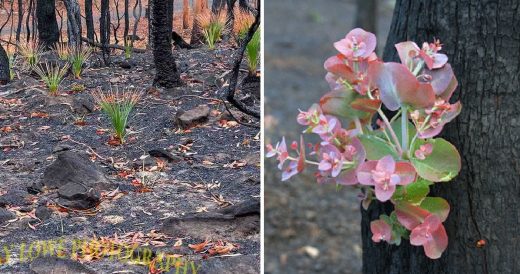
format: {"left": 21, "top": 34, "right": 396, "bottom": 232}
{"left": 245, "top": 28, "right": 260, "bottom": 75}
{"left": 32, "top": 61, "right": 70, "bottom": 95}
{"left": 69, "top": 46, "right": 92, "bottom": 79}
{"left": 124, "top": 37, "right": 133, "bottom": 59}
{"left": 234, "top": 10, "right": 254, "bottom": 41}
{"left": 54, "top": 43, "right": 71, "bottom": 61}
{"left": 197, "top": 11, "right": 227, "bottom": 49}
{"left": 91, "top": 86, "right": 142, "bottom": 144}
{"left": 18, "top": 41, "right": 45, "bottom": 68}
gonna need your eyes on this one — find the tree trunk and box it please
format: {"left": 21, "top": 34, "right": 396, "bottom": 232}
{"left": 362, "top": 1, "right": 520, "bottom": 273}
{"left": 212, "top": 0, "right": 225, "bottom": 13}
{"left": 100, "top": 0, "right": 110, "bottom": 64}
{"left": 152, "top": 0, "right": 181, "bottom": 87}
{"left": 190, "top": 0, "right": 203, "bottom": 45}
{"left": 123, "top": 0, "right": 129, "bottom": 47}
{"left": 25, "top": 0, "right": 33, "bottom": 42}
{"left": 36, "top": 0, "right": 59, "bottom": 48}
{"left": 182, "top": 0, "right": 189, "bottom": 29}
{"left": 148, "top": 0, "right": 154, "bottom": 49}
{"left": 63, "top": 0, "right": 82, "bottom": 47}
{"left": 15, "top": 0, "right": 22, "bottom": 42}
{"left": 355, "top": 0, "right": 376, "bottom": 33}
{"left": 85, "top": 0, "right": 95, "bottom": 42}
{"left": 0, "top": 43, "right": 10, "bottom": 84}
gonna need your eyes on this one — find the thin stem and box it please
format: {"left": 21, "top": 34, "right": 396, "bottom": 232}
{"left": 401, "top": 106, "right": 408, "bottom": 155}
{"left": 377, "top": 109, "right": 403, "bottom": 156}
{"left": 354, "top": 117, "right": 364, "bottom": 134}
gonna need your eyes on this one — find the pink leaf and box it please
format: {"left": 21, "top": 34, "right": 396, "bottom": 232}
{"left": 370, "top": 219, "right": 392, "bottom": 243}
{"left": 395, "top": 202, "right": 430, "bottom": 230}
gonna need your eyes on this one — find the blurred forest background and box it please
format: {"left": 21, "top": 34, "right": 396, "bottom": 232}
{"left": 264, "top": 0, "right": 395, "bottom": 273}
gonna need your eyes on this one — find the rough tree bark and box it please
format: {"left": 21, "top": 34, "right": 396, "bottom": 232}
{"left": 148, "top": 0, "right": 154, "bottom": 49}
{"left": 123, "top": 0, "right": 129, "bottom": 48}
{"left": 63, "top": 0, "right": 82, "bottom": 47}
{"left": 15, "top": 0, "right": 22, "bottom": 42}
{"left": 182, "top": 0, "right": 189, "bottom": 29}
{"left": 212, "top": 0, "right": 225, "bottom": 13}
{"left": 100, "top": 0, "right": 111, "bottom": 64}
{"left": 0, "top": 43, "right": 10, "bottom": 84}
{"left": 36, "top": 0, "right": 59, "bottom": 48}
{"left": 25, "top": 0, "right": 33, "bottom": 42}
{"left": 152, "top": 0, "right": 181, "bottom": 88}
{"left": 190, "top": 0, "right": 204, "bottom": 45}
{"left": 85, "top": 0, "right": 95, "bottom": 42}
{"left": 362, "top": 1, "right": 520, "bottom": 274}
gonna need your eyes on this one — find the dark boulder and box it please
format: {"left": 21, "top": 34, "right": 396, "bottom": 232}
{"left": 175, "top": 105, "right": 210, "bottom": 129}
{"left": 29, "top": 256, "right": 97, "bottom": 274}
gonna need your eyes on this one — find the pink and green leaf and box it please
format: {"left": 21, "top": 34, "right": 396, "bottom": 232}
{"left": 410, "top": 138, "right": 461, "bottom": 182}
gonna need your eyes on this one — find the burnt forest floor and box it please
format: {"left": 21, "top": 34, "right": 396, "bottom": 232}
{"left": 0, "top": 41, "right": 260, "bottom": 273}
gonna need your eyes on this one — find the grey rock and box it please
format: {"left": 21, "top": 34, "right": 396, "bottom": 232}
{"left": 148, "top": 148, "right": 182, "bottom": 163}
{"left": 216, "top": 199, "right": 260, "bottom": 217}
{"left": 196, "top": 255, "right": 259, "bottom": 274}
{"left": 175, "top": 104, "right": 210, "bottom": 129}
{"left": 35, "top": 205, "right": 53, "bottom": 221}
{"left": 0, "top": 189, "right": 32, "bottom": 207}
{"left": 72, "top": 94, "right": 95, "bottom": 114}
{"left": 52, "top": 144, "right": 73, "bottom": 154}
{"left": 162, "top": 200, "right": 260, "bottom": 240}
{"left": 58, "top": 182, "right": 101, "bottom": 210}
{"left": 34, "top": 151, "right": 111, "bottom": 192}
{"left": 0, "top": 208, "right": 15, "bottom": 224}
{"left": 29, "top": 256, "right": 97, "bottom": 274}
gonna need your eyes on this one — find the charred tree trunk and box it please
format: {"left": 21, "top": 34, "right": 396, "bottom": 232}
{"left": 223, "top": 0, "right": 237, "bottom": 40}
{"left": 212, "top": 0, "right": 225, "bottom": 14}
{"left": 130, "top": 0, "right": 142, "bottom": 48}
{"left": 355, "top": 0, "right": 376, "bottom": 33}
{"left": 25, "top": 0, "right": 33, "bottom": 42}
{"left": 362, "top": 1, "right": 520, "bottom": 273}
{"left": 85, "top": 0, "right": 95, "bottom": 42}
{"left": 63, "top": 0, "right": 82, "bottom": 47}
{"left": 0, "top": 43, "right": 10, "bottom": 84}
{"left": 100, "top": 0, "right": 111, "bottom": 64}
{"left": 123, "top": 0, "right": 129, "bottom": 48}
{"left": 148, "top": 0, "right": 154, "bottom": 49}
{"left": 36, "top": 0, "right": 59, "bottom": 48}
{"left": 15, "top": 0, "right": 22, "bottom": 42}
{"left": 224, "top": 0, "right": 259, "bottom": 118}
{"left": 182, "top": 0, "right": 189, "bottom": 29}
{"left": 190, "top": 0, "right": 203, "bottom": 45}
{"left": 152, "top": 0, "right": 181, "bottom": 87}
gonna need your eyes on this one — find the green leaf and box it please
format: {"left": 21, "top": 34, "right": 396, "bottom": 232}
{"left": 420, "top": 197, "right": 450, "bottom": 222}
{"left": 320, "top": 88, "right": 372, "bottom": 120}
{"left": 392, "top": 178, "right": 432, "bottom": 204}
{"left": 358, "top": 134, "right": 398, "bottom": 160}
{"left": 380, "top": 212, "right": 409, "bottom": 245}
{"left": 410, "top": 138, "right": 461, "bottom": 182}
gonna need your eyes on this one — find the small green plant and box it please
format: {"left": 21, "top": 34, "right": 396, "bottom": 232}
{"left": 197, "top": 12, "right": 226, "bottom": 50}
{"left": 124, "top": 37, "right": 133, "bottom": 59}
{"left": 18, "top": 42, "right": 44, "bottom": 68}
{"left": 32, "top": 62, "right": 70, "bottom": 95}
{"left": 91, "top": 87, "right": 142, "bottom": 144}
{"left": 54, "top": 43, "right": 71, "bottom": 61}
{"left": 69, "top": 46, "right": 92, "bottom": 79}
{"left": 7, "top": 49, "right": 16, "bottom": 80}
{"left": 71, "top": 83, "right": 86, "bottom": 93}
{"left": 245, "top": 28, "right": 261, "bottom": 76}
